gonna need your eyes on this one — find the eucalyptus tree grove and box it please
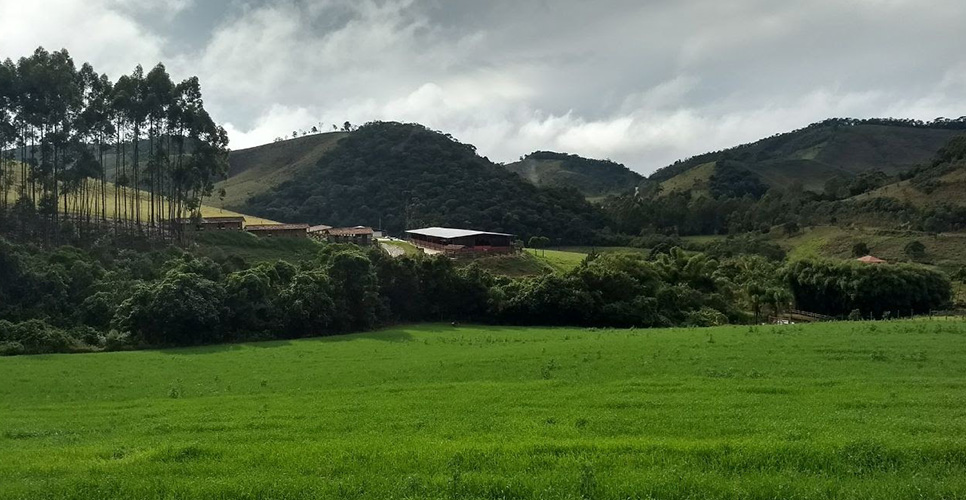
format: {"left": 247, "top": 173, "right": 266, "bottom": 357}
{"left": 0, "top": 47, "right": 228, "bottom": 241}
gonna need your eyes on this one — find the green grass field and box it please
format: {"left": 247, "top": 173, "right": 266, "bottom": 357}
{"left": 526, "top": 248, "right": 587, "bottom": 272}
{"left": 3, "top": 320, "right": 966, "bottom": 499}
{"left": 189, "top": 231, "right": 324, "bottom": 263}
{"left": 464, "top": 252, "right": 552, "bottom": 277}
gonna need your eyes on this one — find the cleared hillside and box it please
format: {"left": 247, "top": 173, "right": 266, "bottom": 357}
{"left": 855, "top": 134, "right": 966, "bottom": 208}
{"left": 652, "top": 119, "right": 965, "bottom": 193}
{"left": 211, "top": 132, "right": 347, "bottom": 209}
{"left": 505, "top": 151, "right": 644, "bottom": 199}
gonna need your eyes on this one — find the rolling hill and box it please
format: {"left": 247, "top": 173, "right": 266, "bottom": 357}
{"left": 211, "top": 132, "right": 347, "bottom": 209}
{"left": 855, "top": 134, "right": 966, "bottom": 208}
{"left": 239, "top": 122, "right": 609, "bottom": 242}
{"left": 505, "top": 151, "right": 644, "bottom": 199}
{"left": 652, "top": 119, "right": 966, "bottom": 194}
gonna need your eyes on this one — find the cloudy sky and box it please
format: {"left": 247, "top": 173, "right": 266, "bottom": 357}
{"left": 2, "top": 0, "right": 964, "bottom": 174}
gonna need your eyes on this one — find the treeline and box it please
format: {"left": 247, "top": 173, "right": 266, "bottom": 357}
{"left": 0, "top": 47, "right": 228, "bottom": 241}
{"left": 786, "top": 260, "right": 951, "bottom": 318}
{"left": 243, "top": 122, "right": 609, "bottom": 243}
{"left": 0, "top": 236, "right": 952, "bottom": 356}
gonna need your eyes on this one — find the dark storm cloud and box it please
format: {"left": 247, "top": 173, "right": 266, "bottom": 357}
{"left": 2, "top": 0, "right": 964, "bottom": 173}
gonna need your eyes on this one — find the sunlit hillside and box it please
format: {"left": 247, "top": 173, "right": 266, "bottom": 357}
{"left": 1, "top": 162, "right": 276, "bottom": 226}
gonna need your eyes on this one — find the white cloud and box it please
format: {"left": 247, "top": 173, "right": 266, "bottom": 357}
{"left": 0, "top": 0, "right": 165, "bottom": 77}
{"left": 3, "top": 0, "right": 965, "bottom": 174}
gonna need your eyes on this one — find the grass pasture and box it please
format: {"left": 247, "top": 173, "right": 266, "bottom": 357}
{"left": 3, "top": 321, "right": 966, "bottom": 499}
{"left": 526, "top": 248, "right": 587, "bottom": 272}
{"left": 189, "top": 230, "right": 324, "bottom": 263}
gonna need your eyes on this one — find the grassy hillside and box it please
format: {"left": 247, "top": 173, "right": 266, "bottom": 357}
{"left": 774, "top": 225, "right": 966, "bottom": 271}
{"left": 506, "top": 152, "right": 644, "bottom": 199}
{"left": 189, "top": 230, "right": 323, "bottom": 263}
{"left": 855, "top": 135, "right": 966, "bottom": 207}
{"left": 1, "top": 162, "right": 275, "bottom": 225}
{"left": 659, "top": 161, "right": 715, "bottom": 196}
{"left": 3, "top": 321, "right": 966, "bottom": 499}
{"left": 461, "top": 252, "right": 553, "bottom": 277}
{"left": 212, "top": 132, "right": 347, "bottom": 209}
{"left": 652, "top": 120, "right": 964, "bottom": 193}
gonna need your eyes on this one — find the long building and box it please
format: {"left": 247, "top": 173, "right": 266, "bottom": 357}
{"left": 405, "top": 227, "right": 515, "bottom": 256}
{"left": 246, "top": 223, "right": 309, "bottom": 238}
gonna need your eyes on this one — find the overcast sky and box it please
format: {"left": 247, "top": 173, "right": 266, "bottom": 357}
{"left": 2, "top": 0, "right": 964, "bottom": 174}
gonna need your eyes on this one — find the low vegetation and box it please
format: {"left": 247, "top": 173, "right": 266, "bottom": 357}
{"left": 3, "top": 321, "right": 966, "bottom": 499}
{"left": 0, "top": 235, "right": 953, "bottom": 356}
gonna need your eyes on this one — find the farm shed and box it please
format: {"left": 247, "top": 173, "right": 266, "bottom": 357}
{"left": 405, "top": 227, "right": 515, "bottom": 256}
{"left": 246, "top": 224, "right": 310, "bottom": 238}
{"left": 320, "top": 226, "right": 374, "bottom": 245}
{"left": 177, "top": 216, "right": 245, "bottom": 231}
{"left": 308, "top": 224, "right": 333, "bottom": 235}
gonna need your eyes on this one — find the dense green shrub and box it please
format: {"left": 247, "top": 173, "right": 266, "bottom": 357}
{"left": 277, "top": 271, "right": 336, "bottom": 337}
{"left": 113, "top": 271, "right": 227, "bottom": 346}
{"left": 785, "top": 260, "right": 952, "bottom": 318}
{"left": 0, "top": 319, "right": 83, "bottom": 355}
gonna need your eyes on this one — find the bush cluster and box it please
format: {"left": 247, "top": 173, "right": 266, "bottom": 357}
{"left": 0, "top": 235, "right": 955, "bottom": 356}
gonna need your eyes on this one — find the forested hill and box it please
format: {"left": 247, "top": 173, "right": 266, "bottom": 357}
{"left": 241, "top": 122, "right": 609, "bottom": 242}
{"left": 651, "top": 118, "right": 966, "bottom": 194}
{"left": 505, "top": 151, "right": 644, "bottom": 199}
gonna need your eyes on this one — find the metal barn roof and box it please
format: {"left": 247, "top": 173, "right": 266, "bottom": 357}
{"left": 405, "top": 227, "right": 514, "bottom": 239}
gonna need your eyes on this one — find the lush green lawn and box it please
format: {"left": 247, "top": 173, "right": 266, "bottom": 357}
{"left": 526, "top": 248, "right": 587, "bottom": 272}
{"left": 3, "top": 321, "right": 966, "bottom": 499}
{"left": 465, "top": 252, "right": 551, "bottom": 277}
{"left": 190, "top": 230, "right": 325, "bottom": 263}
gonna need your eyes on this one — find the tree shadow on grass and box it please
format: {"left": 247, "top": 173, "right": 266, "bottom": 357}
{"left": 315, "top": 328, "right": 415, "bottom": 343}
{"left": 159, "top": 339, "right": 292, "bottom": 355}
{"left": 158, "top": 326, "right": 420, "bottom": 354}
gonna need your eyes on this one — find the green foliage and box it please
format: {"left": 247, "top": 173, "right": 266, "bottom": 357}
{"left": 277, "top": 271, "right": 336, "bottom": 337}
{"left": 0, "top": 47, "right": 229, "bottom": 239}
{"left": 785, "top": 260, "right": 952, "bottom": 318}
{"left": 709, "top": 160, "right": 768, "bottom": 199}
{"left": 0, "top": 319, "right": 79, "bottom": 354}
{"left": 904, "top": 240, "right": 926, "bottom": 260}
{"left": 113, "top": 270, "right": 227, "bottom": 346}
{"left": 527, "top": 236, "right": 551, "bottom": 249}
{"left": 852, "top": 242, "right": 871, "bottom": 258}
{"left": 243, "top": 122, "right": 608, "bottom": 243}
